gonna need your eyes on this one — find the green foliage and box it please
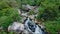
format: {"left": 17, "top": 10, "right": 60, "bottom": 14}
{"left": 36, "top": 6, "right": 45, "bottom": 20}
{"left": 0, "top": 0, "right": 18, "bottom": 9}
{"left": 0, "top": 0, "right": 60, "bottom": 34}
{"left": 35, "top": 0, "right": 60, "bottom": 34}
{"left": 0, "top": 30, "right": 7, "bottom": 34}
{"left": 35, "top": 0, "right": 41, "bottom": 6}
{"left": 44, "top": 20, "right": 60, "bottom": 34}
{"left": 0, "top": 0, "right": 10, "bottom": 10}
{"left": 29, "top": 10, "right": 35, "bottom": 15}
{"left": 8, "top": 31, "right": 14, "bottom": 34}
{"left": 27, "top": 0, "right": 35, "bottom": 6}
{"left": 0, "top": 0, "right": 22, "bottom": 30}
{"left": 0, "top": 8, "right": 20, "bottom": 29}
{"left": 0, "top": 16, "right": 13, "bottom": 29}
{"left": 0, "top": 30, "right": 14, "bottom": 34}
{"left": 36, "top": 0, "right": 60, "bottom": 20}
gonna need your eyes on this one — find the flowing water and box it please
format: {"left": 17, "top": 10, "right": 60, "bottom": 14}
{"left": 24, "top": 17, "right": 45, "bottom": 34}
{"left": 8, "top": 9, "right": 45, "bottom": 34}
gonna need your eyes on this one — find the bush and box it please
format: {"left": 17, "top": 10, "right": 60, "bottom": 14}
{"left": 0, "top": 0, "right": 18, "bottom": 10}
{"left": 27, "top": 0, "right": 35, "bottom": 6}
{"left": 0, "top": 0, "right": 10, "bottom": 10}
{"left": 44, "top": 20, "right": 60, "bottom": 34}
{"left": 0, "top": 30, "right": 14, "bottom": 34}
{"left": 0, "top": 0, "right": 22, "bottom": 30}
{"left": 0, "top": 8, "right": 21, "bottom": 30}
{"left": 0, "top": 16, "right": 13, "bottom": 29}
{"left": 35, "top": 0, "right": 41, "bottom": 6}
{"left": 36, "top": 0, "right": 60, "bottom": 21}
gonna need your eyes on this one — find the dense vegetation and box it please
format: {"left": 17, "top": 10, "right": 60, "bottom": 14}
{"left": 0, "top": 0, "right": 60, "bottom": 34}
{"left": 0, "top": 0, "right": 21, "bottom": 32}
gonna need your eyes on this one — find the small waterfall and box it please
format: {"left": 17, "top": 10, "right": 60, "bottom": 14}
{"left": 24, "top": 17, "right": 45, "bottom": 34}
{"left": 34, "top": 25, "right": 43, "bottom": 34}
{"left": 24, "top": 18, "right": 33, "bottom": 32}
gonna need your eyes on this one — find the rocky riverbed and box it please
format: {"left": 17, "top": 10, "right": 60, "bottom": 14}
{"left": 7, "top": 4, "right": 46, "bottom": 34}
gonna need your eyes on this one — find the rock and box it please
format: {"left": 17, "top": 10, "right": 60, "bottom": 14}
{"left": 24, "top": 17, "right": 45, "bottom": 34}
{"left": 18, "top": 9, "right": 21, "bottom": 14}
{"left": 39, "top": 24, "right": 46, "bottom": 32}
{"left": 24, "top": 17, "right": 36, "bottom": 32}
{"left": 8, "top": 22, "right": 24, "bottom": 33}
{"left": 34, "top": 25, "right": 42, "bottom": 34}
{"left": 34, "top": 7, "right": 38, "bottom": 13}
{"left": 23, "top": 30, "right": 30, "bottom": 34}
{"left": 21, "top": 13, "right": 28, "bottom": 17}
{"left": 0, "top": 26, "right": 3, "bottom": 30}
{"left": 26, "top": 4, "right": 32, "bottom": 10}
{"left": 22, "top": 4, "right": 30, "bottom": 11}
{"left": 21, "top": 17, "right": 27, "bottom": 23}
{"left": 18, "top": 9, "right": 25, "bottom": 14}
{"left": 28, "top": 15, "right": 35, "bottom": 20}
{"left": 40, "top": 25, "right": 45, "bottom": 29}
{"left": 22, "top": 4, "right": 35, "bottom": 11}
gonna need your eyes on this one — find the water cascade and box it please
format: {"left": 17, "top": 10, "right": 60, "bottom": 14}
{"left": 24, "top": 17, "right": 45, "bottom": 34}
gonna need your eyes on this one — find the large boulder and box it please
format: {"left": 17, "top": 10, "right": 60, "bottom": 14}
{"left": 8, "top": 22, "right": 24, "bottom": 33}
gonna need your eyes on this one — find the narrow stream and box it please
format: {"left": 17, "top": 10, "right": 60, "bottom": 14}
{"left": 24, "top": 17, "right": 45, "bottom": 34}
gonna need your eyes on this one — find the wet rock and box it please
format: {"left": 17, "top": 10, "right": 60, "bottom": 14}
{"left": 34, "top": 25, "right": 42, "bottom": 34}
{"left": 24, "top": 17, "right": 36, "bottom": 32}
{"left": 24, "top": 17, "right": 45, "bottom": 34}
{"left": 39, "top": 25, "right": 45, "bottom": 31}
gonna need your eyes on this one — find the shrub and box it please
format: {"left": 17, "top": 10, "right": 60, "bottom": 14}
{"left": 0, "top": 8, "right": 21, "bottom": 30}
{"left": 44, "top": 20, "right": 60, "bottom": 34}
{"left": 36, "top": 0, "right": 60, "bottom": 21}
{"left": 0, "top": 16, "right": 13, "bottom": 29}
